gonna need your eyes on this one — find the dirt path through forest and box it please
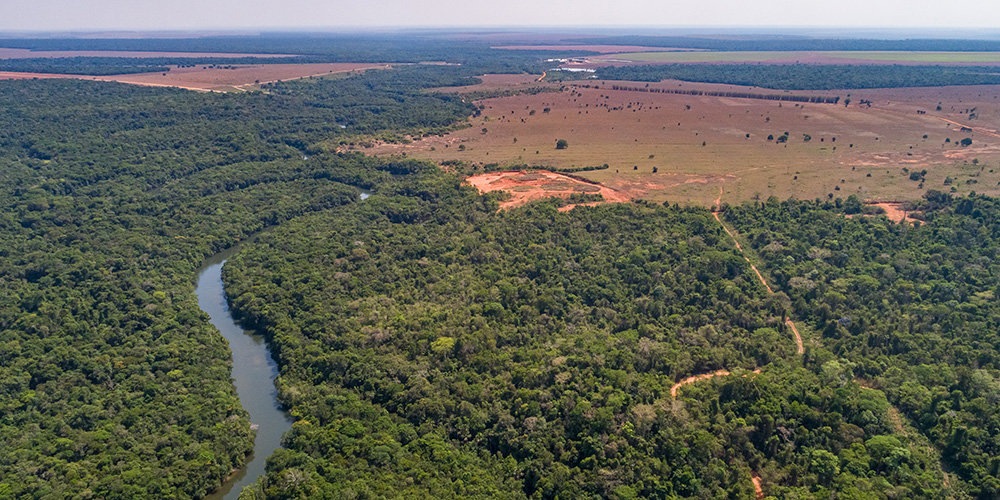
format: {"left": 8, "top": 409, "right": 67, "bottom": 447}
{"left": 751, "top": 473, "right": 765, "bottom": 499}
{"left": 713, "top": 188, "right": 803, "bottom": 353}
{"left": 671, "top": 369, "right": 761, "bottom": 398}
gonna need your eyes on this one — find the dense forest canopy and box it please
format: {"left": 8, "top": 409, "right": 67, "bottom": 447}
{"left": 0, "top": 64, "right": 495, "bottom": 498}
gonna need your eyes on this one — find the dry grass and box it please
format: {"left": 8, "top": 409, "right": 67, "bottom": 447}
{"left": 358, "top": 77, "right": 1000, "bottom": 206}
{"left": 0, "top": 47, "right": 295, "bottom": 59}
{"left": 0, "top": 63, "right": 392, "bottom": 92}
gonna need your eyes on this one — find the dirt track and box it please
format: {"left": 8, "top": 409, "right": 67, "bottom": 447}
{"left": 671, "top": 369, "right": 762, "bottom": 398}
{"left": 714, "top": 187, "right": 804, "bottom": 354}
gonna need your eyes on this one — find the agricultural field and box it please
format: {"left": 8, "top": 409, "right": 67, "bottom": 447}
{"left": 0, "top": 62, "right": 391, "bottom": 91}
{"left": 358, "top": 77, "right": 1000, "bottom": 206}
{"left": 587, "top": 50, "right": 1000, "bottom": 66}
{"left": 0, "top": 47, "right": 296, "bottom": 59}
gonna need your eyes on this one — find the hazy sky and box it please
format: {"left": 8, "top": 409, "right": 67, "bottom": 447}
{"left": 5, "top": 0, "right": 1000, "bottom": 32}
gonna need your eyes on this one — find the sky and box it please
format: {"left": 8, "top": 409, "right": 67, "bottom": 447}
{"left": 4, "top": 0, "right": 1000, "bottom": 32}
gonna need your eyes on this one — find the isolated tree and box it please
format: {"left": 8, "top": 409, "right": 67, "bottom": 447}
{"left": 555, "top": 139, "right": 568, "bottom": 150}
{"left": 961, "top": 138, "right": 973, "bottom": 147}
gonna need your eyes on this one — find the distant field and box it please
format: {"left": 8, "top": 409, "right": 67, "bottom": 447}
{"left": 597, "top": 50, "right": 1000, "bottom": 65}
{"left": 494, "top": 45, "right": 706, "bottom": 54}
{"left": 0, "top": 63, "right": 392, "bottom": 92}
{"left": 825, "top": 51, "right": 1000, "bottom": 62}
{"left": 599, "top": 51, "right": 810, "bottom": 63}
{"left": 355, "top": 77, "right": 1000, "bottom": 206}
{"left": 0, "top": 47, "right": 297, "bottom": 59}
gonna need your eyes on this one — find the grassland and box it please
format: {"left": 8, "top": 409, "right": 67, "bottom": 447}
{"left": 356, "top": 77, "right": 1000, "bottom": 206}
{"left": 0, "top": 62, "right": 392, "bottom": 92}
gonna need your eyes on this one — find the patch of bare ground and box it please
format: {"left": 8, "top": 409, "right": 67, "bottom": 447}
{"left": 670, "top": 369, "right": 761, "bottom": 398}
{"left": 466, "top": 170, "right": 629, "bottom": 210}
{"left": 751, "top": 473, "right": 765, "bottom": 499}
{"left": 870, "top": 202, "right": 918, "bottom": 223}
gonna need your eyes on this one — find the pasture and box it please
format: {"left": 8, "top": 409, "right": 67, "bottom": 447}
{"left": 357, "top": 77, "right": 1000, "bottom": 206}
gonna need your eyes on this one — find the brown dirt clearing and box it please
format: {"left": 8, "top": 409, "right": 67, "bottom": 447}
{"left": 466, "top": 170, "right": 629, "bottom": 209}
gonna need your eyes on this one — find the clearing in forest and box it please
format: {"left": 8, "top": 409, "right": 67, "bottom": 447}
{"left": 359, "top": 76, "right": 1000, "bottom": 206}
{"left": 465, "top": 170, "right": 629, "bottom": 209}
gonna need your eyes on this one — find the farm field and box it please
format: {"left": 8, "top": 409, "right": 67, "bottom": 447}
{"left": 357, "top": 77, "right": 1000, "bottom": 206}
{"left": 0, "top": 62, "right": 391, "bottom": 91}
{"left": 590, "top": 50, "right": 1000, "bottom": 66}
{"left": 0, "top": 47, "right": 297, "bottom": 59}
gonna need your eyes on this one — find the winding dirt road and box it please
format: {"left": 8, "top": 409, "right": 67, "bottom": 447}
{"left": 713, "top": 188, "right": 803, "bottom": 354}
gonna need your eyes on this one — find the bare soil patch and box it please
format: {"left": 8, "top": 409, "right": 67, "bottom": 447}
{"left": 465, "top": 170, "right": 629, "bottom": 209}
{"left": 671, "top": 369, "right": 761, "bottom": 398}
{"left": 870, "top": 202, "right": 918, "bottom": 223}
{"left": 751, "top": 473, "right": 765, "bottom": 499}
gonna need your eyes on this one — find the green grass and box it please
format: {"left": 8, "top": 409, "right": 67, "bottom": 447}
{"left": 824, "top": 51, "right": 1000, "bottom": 63}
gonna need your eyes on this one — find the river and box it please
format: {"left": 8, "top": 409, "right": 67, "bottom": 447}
{"left": 197, "top": 191, "right": 369, "bottom": 500}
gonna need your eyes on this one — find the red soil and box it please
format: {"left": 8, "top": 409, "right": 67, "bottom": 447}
{"left": 465, "top": 170, "right": 630, "bottom": 209}
{"left": 671, "top": 369, "right": 761, "bottom": 398}
{"left": 751, "top": 473, "right": 765, "bottom": 499}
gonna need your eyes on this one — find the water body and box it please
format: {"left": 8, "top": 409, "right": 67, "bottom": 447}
{"left": 197, "top": 190, "right": 369, "bottom": 499}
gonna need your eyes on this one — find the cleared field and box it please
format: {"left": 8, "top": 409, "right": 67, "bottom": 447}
{"left": 0, "top": 47, "right": 297, "bottom": 59}
{"left": 594, "top": 51, "right": 1000, "bottom": 66}
{"left": 356, "top": 77, "right": 1000, "bottom": 206}
{"left": 0, "top": 63, "right": 392, "bottom": 92}
{"left": 466, "top": 170, "right": 629, "bottom": 209}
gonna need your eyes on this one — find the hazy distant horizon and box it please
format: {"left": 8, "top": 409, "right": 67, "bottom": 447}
{"left": 4, "top": 26, "right": 1000, "bottom": 42}
{"left": 6, "top": 0, "right": 1000, "bottom": 34}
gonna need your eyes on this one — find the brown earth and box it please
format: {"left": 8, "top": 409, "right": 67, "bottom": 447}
{"left": 465, "top": 170, "right": 629, "bottom": 210}
{"left": 0, "top": 47, "right": 296, "bottom": 59}
{"left": 751, "top": 473, "right": 765, "bottom": 499}
{"left": 671, "top": 369, "right": 761, "bottom": 398}
{"left": 0, "top": 63, "right": 391, "bottom": 92}
{"left": 358, "top": 76, "right": 1000, "bottom": 206}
